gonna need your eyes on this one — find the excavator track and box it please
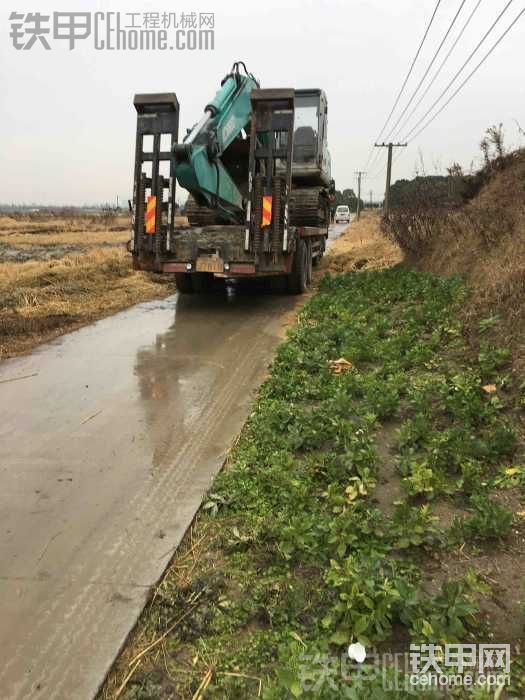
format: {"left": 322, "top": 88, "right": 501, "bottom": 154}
{"left": 289, "top": 187, "right": 330, "bottom": 229}
{"left": 187, "top": 188, "right": 330, "bottom": 232}
{"left": 185, "top": 195, "right": 224, "bottom": 226}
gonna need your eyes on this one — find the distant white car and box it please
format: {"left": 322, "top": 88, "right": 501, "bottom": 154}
{"left": 334, "top": 205, "right": 351, "bottom": 223}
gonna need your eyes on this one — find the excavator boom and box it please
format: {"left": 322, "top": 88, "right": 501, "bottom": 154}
{"left": 173, "top": 62, "right": 259, "bottom": 222}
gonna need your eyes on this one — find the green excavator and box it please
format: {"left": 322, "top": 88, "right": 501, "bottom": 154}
{"left": 130, "top": 61, "right": 335, "bottom": 294}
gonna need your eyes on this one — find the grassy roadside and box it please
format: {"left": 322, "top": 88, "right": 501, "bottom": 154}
{"left": 101, "top": 219, "right": 525, "bottom": 699}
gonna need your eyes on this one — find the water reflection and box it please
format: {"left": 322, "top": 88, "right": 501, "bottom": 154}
{"left": 134, "top": 290, "right": 293, "bottom": 471}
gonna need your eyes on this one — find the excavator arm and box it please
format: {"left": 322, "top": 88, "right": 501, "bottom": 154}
{"left": 173, "top": 62, "right": 259, "bottom": 223}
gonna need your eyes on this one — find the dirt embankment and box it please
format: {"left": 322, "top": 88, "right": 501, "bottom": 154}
{"left": 385, "top": 150, "right": 525, "bottom": 365}
{"left": 416, "top": 154, "right": 525, "bottom": 324}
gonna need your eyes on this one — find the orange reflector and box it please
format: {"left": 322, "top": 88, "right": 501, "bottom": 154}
{"left": 145, "top": 195, "right": 157, "bottom": 234}
{"left": 261, "top": 195, "right": 272, "bottom": 227}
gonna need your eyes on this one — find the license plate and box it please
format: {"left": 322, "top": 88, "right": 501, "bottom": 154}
{"left": 196, "top": 256, "right": 224, "bottom": 273}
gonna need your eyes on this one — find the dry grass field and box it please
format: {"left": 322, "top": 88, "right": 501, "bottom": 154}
{"left": 319, "top": 211, "right": 403, "bottom": 279}
{"left": 0, "top": 213, "right": 130, "bottom": 262}
{"left": 0, "top": 213, "right": 176, "bottom": 360}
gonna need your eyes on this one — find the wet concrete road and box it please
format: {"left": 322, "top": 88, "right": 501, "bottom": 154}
{"left": 0, "top": 224, "right": 348, "bottom": 699}
{"left": 328, "top": 220, "right": 353, "bottom": 244}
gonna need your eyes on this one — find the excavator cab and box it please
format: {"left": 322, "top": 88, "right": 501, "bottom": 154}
{"left": 292, "top": 89, "right": 331, "bottom": 187}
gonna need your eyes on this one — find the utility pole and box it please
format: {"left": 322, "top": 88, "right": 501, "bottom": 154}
{"left": 354, "top": 170, "right": 366, "bottom": 221}
{"left": 374, "top": 143, "right": 407, "bottom": 216}
{"left": 369, "top": 190, "right": 373, "bottom": 209}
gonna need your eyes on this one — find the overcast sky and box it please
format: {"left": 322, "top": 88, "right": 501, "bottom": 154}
{"left": 1, "top": 0, "right": 524, "bottom": 205}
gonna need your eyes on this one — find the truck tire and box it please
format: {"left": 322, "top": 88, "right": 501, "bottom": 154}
{"left": 192, "top": 272, "right": 213, "bottom": 293}
{"left": 288, "top": 239, "right": 308, "bottom": 295}
{"left": 312, "top": 237, "right": 325, "bottom": 266}
{"left": 306, "top": 240, "right": 313, "bottom": 285}
{"left": 268, "top": 275, "right": 287, "bottom": 293}
{"left": 174, "top": 272, "right": 194, "bottom": 294}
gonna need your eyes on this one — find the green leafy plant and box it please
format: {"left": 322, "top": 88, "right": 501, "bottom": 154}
{"left": 451, "top": 494, "right": 513, "bottom": 542}
{"left": 494, "top": 464, "right": 525, "bottom": 489}
{"left": 478, "top": 343, "right": 511, "bottom": 376}
{"left": 400, "top": 458, "right": 438, "bottom": 496}
{"left": 411, "top": 577, "right": 482, "bottom": 644}
{"left": 478, "top": 314, "right": 501, "bottom": 334}
{"left": 389, "top": 503, "right": 443, "bottom": 549}
{"left": 324, "top": 554, "right": 418, "bottom": 645}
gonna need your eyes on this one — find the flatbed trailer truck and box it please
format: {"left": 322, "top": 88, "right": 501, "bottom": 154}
{"left": 130, "top": 64, "right": 334, "bottom": 294}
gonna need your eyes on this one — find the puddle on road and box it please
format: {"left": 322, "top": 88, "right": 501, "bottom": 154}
{"left": 0, "top": 288, "right": 297, "bottom": 476}
{"left": 0, "top": 285, "right": 297, "bottom": 613}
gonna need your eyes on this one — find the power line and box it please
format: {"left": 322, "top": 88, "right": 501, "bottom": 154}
{"left": 383, "top": 0, "right": 469, "bottom": 144}
{"left": 405, "top": 5, "right": 525, "bottom": 143}
{"left": 373, "top": 5, "right": 524, "bottom": 178}
{"left": 374, "top": 2, "right": 521, "bottom": 178}
{"left": 390, "top": 0, "right": 484, "bottom": 143}
{"left": 363, "top": 0, "right": 443, "bottom": 170}
{"left": 369, "top": 1, "right": 521, "bottom": 181}
{"left": 401, "top": 0, "right": 516, "bottom": 142}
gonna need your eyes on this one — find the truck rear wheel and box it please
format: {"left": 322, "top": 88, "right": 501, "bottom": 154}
{"left": 288, "top": 239, "right": 308, "bottom": 294}
{"left": 268, "top": 275, "right": 287, "bottom": 293}
{"left": 192, "top": 273, "right": 214, "bottom": 293}
{"left": 174, "top": 272, "right": 194, "bottom": 294}
{"left": 306, "top": 240, "right": 313, "bottom": 285}
{"left": 312, "top": 237, "right": 325, "bottom": 266}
